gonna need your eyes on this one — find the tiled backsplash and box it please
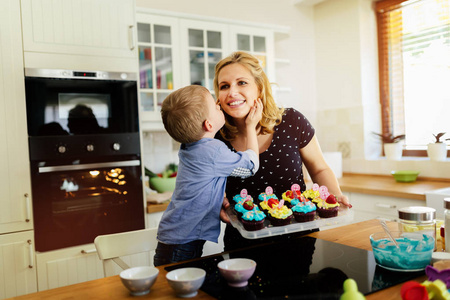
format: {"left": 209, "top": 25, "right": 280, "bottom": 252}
{"left": 141, "top": 131, "right": 179, "bottom": 173}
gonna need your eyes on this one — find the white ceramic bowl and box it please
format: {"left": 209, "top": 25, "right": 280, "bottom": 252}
{"left": 119, "top": 266, "right": 159, "bottom": 296}
{"left": 217, "top": 258, "right": 257, "bottom": 287}
{"left": 166, "top": 267, "right": 206, "bottom": 298}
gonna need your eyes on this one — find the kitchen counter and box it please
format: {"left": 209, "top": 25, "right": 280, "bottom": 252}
{"left": 337, "top": 173, "right": 450, "bottom": 201}
{"left": 10, "top": 219, "right": 433, "bottom": 300}
{"left": 147, "top": 173, "right": 450, "bottom": 213}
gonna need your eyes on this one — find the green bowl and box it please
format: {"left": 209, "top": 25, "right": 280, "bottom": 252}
{"left": 149, "top": 177, "right": 176, "bottom": 193}
{"left": 391, "top": 170, "right": 420, "bottom": 183}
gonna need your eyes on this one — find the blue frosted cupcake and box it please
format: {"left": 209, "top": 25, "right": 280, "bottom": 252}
{"left": 241, "top": 208, "right": 266, "bottom": 231}
{"left": 292, "top": 201, "right": 316, "bottom": 223}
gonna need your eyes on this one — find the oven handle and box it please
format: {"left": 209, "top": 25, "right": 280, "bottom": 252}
{"left": 38, "top": 160, "right": 141, "bottom": 173}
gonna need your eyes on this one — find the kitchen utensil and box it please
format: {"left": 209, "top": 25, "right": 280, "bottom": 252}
{"left": 217, "top": 258, "right": 256, "bottom": 287}
{"left": 166, "top": 267, "right": 206, "bottom": 298}
{"left": 120, "top": 266, "right": 159, "bottom": 296}
{"left": 391, "top": 170, "right": 420, "bottom": 182}
{"left": 379, "top": 219, "right": 400, "bottom": 249}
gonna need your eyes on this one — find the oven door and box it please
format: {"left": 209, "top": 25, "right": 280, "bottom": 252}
{"left": 31, "top": 159, "right": 145, "bottom": 252}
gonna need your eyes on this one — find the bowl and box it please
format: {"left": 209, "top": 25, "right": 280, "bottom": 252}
{"left": 149, "top": 177, "right": 176, "bottom": 193}
{"left": 391, "top": 170, "right": 420, "bottom": 183}
{"left": 217, "top": 258, "right": 257, "bottom": 287}
{"left": 370, "top": 231, "right": 434, "bottom": 271}
{"left": 166, "top": 267, "right": 206, "bottom": 298}
{"left": 120, "top": 266, "right": 159, "bottom": 296}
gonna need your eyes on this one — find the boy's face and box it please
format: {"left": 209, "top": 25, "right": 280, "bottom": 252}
{"left": 206, "top": 92, "right": 225, "bottom": 133}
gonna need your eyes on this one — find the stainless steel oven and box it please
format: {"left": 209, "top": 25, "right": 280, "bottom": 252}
{"left": 25, "top": 68, "right": 145, "bottom": 252}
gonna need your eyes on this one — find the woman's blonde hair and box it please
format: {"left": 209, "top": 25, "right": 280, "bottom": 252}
{"left": 213, "top": 51, "right": 284, "bottom": 140}
{"left": 161, "top": 85, "right": 210, "bottom": 144}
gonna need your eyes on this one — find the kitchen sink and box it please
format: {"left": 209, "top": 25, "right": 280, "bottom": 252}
{"left": 425, "top": 187, "right": 450, "bottom": 219}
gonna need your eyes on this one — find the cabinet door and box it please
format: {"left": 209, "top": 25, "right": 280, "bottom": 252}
{"left": 21, "top": 0, "right": 136, "bottom": 59}
{"left": 136, "top": 14, "right": 181, "bottom": 124}
{"left": 229, "top": 25, "right": 275, "bottom": 81}
{"left": 0, "top": 0, "right": 33, "bottom": 234}
{"left": 0, "top": 231, "right": 37, "bottom": 298}
{"left": 36, "top": 244, "right": 103, "bottom": 291}
{"left": 179, "top": 19, "right": 230, "bottom": 93}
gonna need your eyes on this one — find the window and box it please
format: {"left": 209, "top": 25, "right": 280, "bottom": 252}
{"left": 376, "top": 0, "right": 450, "bottom": 156}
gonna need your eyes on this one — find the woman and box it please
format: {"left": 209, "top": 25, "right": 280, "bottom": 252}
{"left": 214, "top": 51, "right": 351, "bottom": 251}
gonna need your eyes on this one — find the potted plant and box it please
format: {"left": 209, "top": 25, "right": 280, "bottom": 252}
{"left": 427, "top": 132, "right": 449, "bottom": 161}
{"left": 373, "top": 132, "right": 406, "bottom": 160}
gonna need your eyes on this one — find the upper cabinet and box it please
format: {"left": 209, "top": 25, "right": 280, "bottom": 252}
{"left": 179, "top": 19, "right": 229, "bottom": 93}
{"left": 136, "top": 14, "right": 181, "bottom": 127}
{"left": 21, "top": 0, "right": 138, "bottom": 72}
{"left": 136, "top": 9, "right": 289, "bottom": 130}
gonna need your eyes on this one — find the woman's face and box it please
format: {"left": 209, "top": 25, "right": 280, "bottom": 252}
{"left": 217, "top": 63, "right": 260, "bottom": 120}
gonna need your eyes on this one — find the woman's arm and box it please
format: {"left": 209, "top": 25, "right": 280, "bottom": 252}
{"left": 300, "top": 135, "right": 351, "bottom": 207}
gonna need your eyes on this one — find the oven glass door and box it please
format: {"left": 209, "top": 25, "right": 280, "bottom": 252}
{"left": 31, "top": 159, "right": 145, "bottom": 252}
{"left": 25, "top": 77, "right": 139, "bottom": 137}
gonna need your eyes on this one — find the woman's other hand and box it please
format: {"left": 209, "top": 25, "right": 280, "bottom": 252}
{"left": 336, "top": 194, "right": 352, "bottom": 208}
{"left": 220, "top": 196, "right": 231, "bottom": 223}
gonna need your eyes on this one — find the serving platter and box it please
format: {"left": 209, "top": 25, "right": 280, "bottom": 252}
{"left": 226, "top": 206, "right": 354, "bottom": 239}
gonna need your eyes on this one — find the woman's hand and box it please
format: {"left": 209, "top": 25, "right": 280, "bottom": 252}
{"left": 336, "top": 194, "right": 352, "bottom": 208}
{"left": 220, "top": 196, "right": 231, "bottom": 223}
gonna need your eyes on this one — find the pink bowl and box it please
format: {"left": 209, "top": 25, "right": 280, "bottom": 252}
{"left": 217, "top": 258, "right": 256, "bottom": 287}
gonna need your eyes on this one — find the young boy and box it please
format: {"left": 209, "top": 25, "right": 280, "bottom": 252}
{"left": 154, "top": 85, "right": 262, "bottom": 266}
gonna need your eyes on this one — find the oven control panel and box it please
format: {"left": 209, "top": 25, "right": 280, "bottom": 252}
{"left": 28, "top": 133, "right": 140, "bottom": 161}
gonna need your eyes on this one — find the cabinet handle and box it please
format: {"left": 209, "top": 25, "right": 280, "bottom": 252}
{"left": 375, "top": 203, "right": 397, "bottom": 209}
{"left": 81, "top": 248, "right": 97, "bottom": 254}
{"left": 24, "top": 193, "right": 31, "bottom": 222}
{"left": 128, "top": 25, "right": 135, "bottom": 51}
{"left": 27, "top": 240, "right": 34, "bottom": 268}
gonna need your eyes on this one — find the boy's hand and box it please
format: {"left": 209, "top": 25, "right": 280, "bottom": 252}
{"left": 245, "top": 98, "right": 263, "bottom": 129}
{"left": 220, "top": 197, "right": 230, "bottom": 223}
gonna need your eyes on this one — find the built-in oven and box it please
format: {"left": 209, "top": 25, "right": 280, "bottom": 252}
{"left": 24, "top": 68, "right": 145, "bottom": 252}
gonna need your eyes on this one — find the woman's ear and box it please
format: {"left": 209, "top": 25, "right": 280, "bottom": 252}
{"left": 203, "top": 119, "right": 213, "bottom": 132}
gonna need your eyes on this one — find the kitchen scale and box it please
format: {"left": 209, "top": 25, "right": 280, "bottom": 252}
{"left": 166, "top": 236, "right": 424, "bottom": 299}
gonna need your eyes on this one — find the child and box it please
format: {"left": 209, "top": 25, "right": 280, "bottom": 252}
{"left": 154, "top": 85, "right": 262, "bottom": 266}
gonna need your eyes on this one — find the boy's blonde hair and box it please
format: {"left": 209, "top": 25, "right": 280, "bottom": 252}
{"left": 161, "top": 85, "right": 210, "bottom": 144}
{"left": 213, "top": 51, "right": 284, "bottom": 141}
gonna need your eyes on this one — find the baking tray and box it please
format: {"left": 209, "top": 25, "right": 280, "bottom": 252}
{"left": 227, "top": 205, "right": 354, "bottom": 239}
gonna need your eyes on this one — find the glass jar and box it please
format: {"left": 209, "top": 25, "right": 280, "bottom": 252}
{"left": 398, "top": 206, "right": 436, "bottom": 250}
{"left": 444, "top": 198, "right": 450, "bottom": 252}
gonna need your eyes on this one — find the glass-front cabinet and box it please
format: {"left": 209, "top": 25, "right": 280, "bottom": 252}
{"left": 136, "top": 14, "right": 180, "bottom": 124}
{"left": 229, "top": 25, "right": 275, "bottom": 82}
{"left": 180, "top": 20, "right": 230, "bottom": 93}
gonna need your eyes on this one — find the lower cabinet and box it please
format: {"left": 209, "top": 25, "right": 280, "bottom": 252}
{"left": 347, "top": 192, "right": 424, "bottom": 223}
{"left": 0, "top": 231, "right": 37, "bottom": 299}
{"left": 35, "top": 244, "right": 103, "bottom": 291}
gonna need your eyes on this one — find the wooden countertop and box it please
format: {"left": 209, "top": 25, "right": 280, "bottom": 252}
{"left": 337, "top": 173, "right": 450, "bottom": 201}
{"left": 147, "top": 173, "right": 450, "bottom": 213}
{"left": 9, "top": 219, "right": 434, "bottom": 300}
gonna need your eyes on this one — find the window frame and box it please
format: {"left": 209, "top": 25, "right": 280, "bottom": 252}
{"left": 375, "top": 0, "right": 450, "bottom": 158}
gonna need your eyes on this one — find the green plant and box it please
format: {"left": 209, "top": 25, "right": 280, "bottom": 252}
{"left": 372, "top": 132, "right": 406, "bottom": 143}
{"left": 432, "top": 132, "right": 450, "bottom": 143}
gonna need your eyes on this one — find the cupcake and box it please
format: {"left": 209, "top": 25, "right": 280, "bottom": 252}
{"left": 234, "top": 198, "right": 256, "bottom": 219}
{"left": 317, "top": 194, "right": 340, "bottom": 218}
{"left": 233, "top": 189, "right": 251, "bottom": 205}
{"left": 282, "top": 184, "right": 303, "bottom": 208}
{"left": 291, "top": 200, "right": 316, "bottom": 222}
{"left": 267, "top": 201, "right": 293, "bottom": 226}
{"left": 241, "top": 208, "right": 266, "bottom": 231}
{"left": 258, "top": 186, "right": 278, "bottom": 203}
{"left": 302, "top": 188, "right": 321, "bottom": 207}
{"left": 259, "top": 197, "right": 280, "bottom": 215}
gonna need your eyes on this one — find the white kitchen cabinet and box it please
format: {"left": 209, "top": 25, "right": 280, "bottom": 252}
{"left": 35, "top": 244, "right": 103, "bottom": 291}
{"left": 348, "top": 192, "right": 423, "bottom": 223}
{"left": 21, "top": 0, "right": 136, "bottom": 59}
{"left": 179, "top": 19, "right": 230, "bottom": 92}
{"left": 136, "top": 9, "right": 288, "bottom": 129}
{"left": 0, "top": 231, "right": 37, "bottom": 298}
{"left": 0, "top": 0, "right": 33, "bottom": 236}
{"left": 136, "top": 13, "right": 181, "bottom": 127}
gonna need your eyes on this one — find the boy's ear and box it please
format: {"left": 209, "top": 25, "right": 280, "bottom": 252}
{"left": 203, "top": 119, "right": 213, "bottom": 132}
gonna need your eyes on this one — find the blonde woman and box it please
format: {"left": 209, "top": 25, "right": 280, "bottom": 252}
{"left": 214, "top": 51, "right": 350, "bottom": 250}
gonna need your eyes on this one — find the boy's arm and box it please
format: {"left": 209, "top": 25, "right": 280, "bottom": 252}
{"left": 229, "top": 99, "right": 263, "bottom": 178}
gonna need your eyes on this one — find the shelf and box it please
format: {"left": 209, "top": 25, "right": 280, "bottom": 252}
{"left": 292, "top": 0, "right": 327, "bottom": 6}
{"left": 273, "top": 86, "right": 292, "bottom": 93}
{"left": 275, "top": 58, "right": 290, "bottom": 64}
